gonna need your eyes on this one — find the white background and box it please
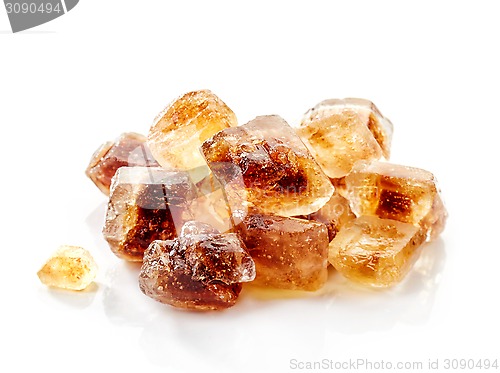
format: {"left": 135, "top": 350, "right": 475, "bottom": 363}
{"left": 1, "top": 1, "right": 499, "bottom": 372}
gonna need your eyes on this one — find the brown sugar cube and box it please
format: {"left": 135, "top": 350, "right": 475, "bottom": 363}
{"left": 297, "top": 98, "right": 393, "bottom": 179}
{"left": 328, "top": 216, "right": 427, "bottom": 287}
{"left": 148, "top": 90, "right": 238, "bottom": 171}
{"left": 201, "top": 115, "right": 334, "bottom": 217}
{"left": 139, "top": 221, "right": 255, "bottom": 311}
{"left": 103, "top": 167, "right": 197, "bottom": 261}
{"left": 344, "top": 161, "right": 447, "bottom": 240}
{"left": 235, "top": 213, "right": 329, "bottom": 291}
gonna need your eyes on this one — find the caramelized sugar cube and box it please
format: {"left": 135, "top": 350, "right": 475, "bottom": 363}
{"left": 201, "top": 115, "right": 334, "bottom": 217}
{"left": 86, "top": 132, "right": 159, "bottom": 196}
{"left": 103, "top": 167, "right": 197, "bottom": 261}
{"left": 148, "top": 90, "right": 237, "bottom": 170}
{"left": 328, "top": 216, "right": 426, "bottom": 287}
{"left": 345, "top": 161, "right": 447, "bottom": 240}
{"left": 297, "top": 98, "right": 393, "bottom": 179}
{"left": 37, "top": 246, "right": 97, "bottom": 291}
{"left": 139, "top": 222, "right": 255, "bottom": 311}
{"left": 235, "top": 213, "right": 329, "bottom": 291}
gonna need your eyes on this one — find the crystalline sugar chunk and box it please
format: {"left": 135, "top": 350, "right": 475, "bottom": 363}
{"left": 235, "top": 213, "right": 329, "bottom": 291}
{"left": 103, "top": 167, "right": 197, "bottom": 262}
{"left": 201, "top": 115, "right": 334, "bottom": 217}
{"left": 297, "top": 98, "right": 393, "bottom": 179}
{"left": 148, "top": 90, "right": 238, "bottom": 170}
{"left": 328, "top": 216, "right": 426, "bottom": 287}
{"left": 37, "top": 245, "right": 98, "bottom": 291}
{"left": 139, "top": 222, "right": 255, "bottom": 310}
{"left": 86, "top": 132, "right": 159, "bottom": 195}
{"left": 344, "top": 161, "right": 447, "bottom": 240}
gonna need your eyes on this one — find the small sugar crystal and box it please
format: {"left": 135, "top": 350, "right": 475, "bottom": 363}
{"left": 38, "top": 246, "right": 97, "bottom": 291}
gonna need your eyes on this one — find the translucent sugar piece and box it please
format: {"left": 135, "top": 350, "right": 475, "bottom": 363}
{"left": 344, "top": 161, "right": 447, "bottom": 240}
{"left": 189, "top": 171, "right": 234, "bottom": 233}
{"left": 328, "top": 216, "right": 426, "bottom": 287}
{"left": 86, "top": 132, "right": 159, "bottom": 195}
{"left": 421, "top": 192, "right": 448, "bottom": 241}
{"left": 139, "top": 224, "right": 255, "bottom": 311}
{"left": 297, "top": 190, "right": 355, "bottom": 241}
{"left": 148, "top": 90, "right": 238, "bottom": 170}
{"left": 103, "top": 167, "right": 197, "bottom": 262}
{"left": 236, "top": 213, "right": 329, "bottom": 291}
{"left": 201, "top": 115, "right": 334, "bottom": 216}
{"left": 37, "top": 246, "right": 97, "bottom": 291}
{"left": 297, "top": 98, "right": 393, "bottom": 179}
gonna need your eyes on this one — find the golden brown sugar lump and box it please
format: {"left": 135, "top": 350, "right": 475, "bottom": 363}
{"left": 344, "top": 161, "right": 447, "bottom": 240}
{"left": 201, "top": 115, "right": 334, "bottom": 217}
{"left": 235, "top": 213, "right": 329, "bottom": 291}
{"left": 37, "top": 246, "right": 98, "bottom": 291}
{"left": 328, "top": 216, "right": 427, "bottom": 287}
{"left": 148, "top": 90, "right": 238, "bottom": 170}
{"left": 139, "top": 222, "right": 255, "bottom": 311}
{"left": 86, "top": 132, "right": 159, "bottom": 196}
{"left": 103, "top": 167, "right": 198, "bottom": 262}
{"left": 297, "top": 98, "right": 393, "bottom": 179}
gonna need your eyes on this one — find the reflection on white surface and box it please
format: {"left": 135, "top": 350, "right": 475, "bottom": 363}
{"left": 39, "top": 282, "right": 99, "bottom": 309}
{"left": 99, "top": 237, "right": 445, "bottom": 372}
{"left": 102, "top": 262, "right": 161, "bottom": 326}
{"left": 318, "top": 238, "right": 446, "bottom": 333}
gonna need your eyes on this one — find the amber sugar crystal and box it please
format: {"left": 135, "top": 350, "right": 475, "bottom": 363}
{"left": 345, "top": 161, "right": 447, "bottom": 240}
{"left": 86, "top": 132, "right": 159, "bottom": 195}
{"left": 148, "top": 90, "right": 238, "bottom": 171}
{"left": 201, "top": 115, "right": 334, "bottom": 217}
{"left": 235, "top": 213, "right": 329, "bottom": 291}
{"left": 297, "top": 98, "right": 393, "bottom": 179}
{"left": 38, "top": 246, "right": 98, "bottom": 291}
{"left": 103, "top": 167, "right": 198, "bottom": 261}
{"left": 328, "top": 216, "right": 427, "bottom": 287}
{"left": 139, "top": 221, "right": 255, "bottom": 311}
